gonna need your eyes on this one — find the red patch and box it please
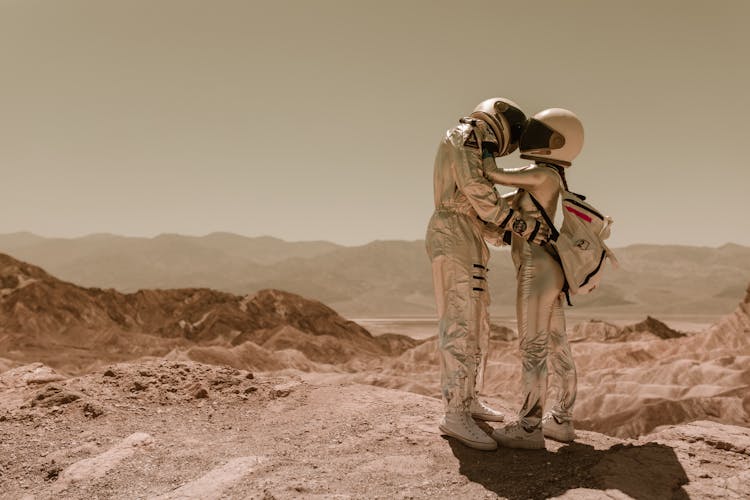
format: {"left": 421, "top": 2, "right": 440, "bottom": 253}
{"left": 565, "top": 205, "right": 592, "bottom": 222}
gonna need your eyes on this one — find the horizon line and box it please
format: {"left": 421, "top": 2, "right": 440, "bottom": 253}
{"left": 0, "top": 230, "right": 747, "bottom": 251}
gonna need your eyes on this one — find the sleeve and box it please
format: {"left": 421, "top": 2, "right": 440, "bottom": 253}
{"left": 448, "top": 128, "right": 515, "bottom": 228}
{"left": 482, "top": 160, "right": 547, "bottom": 190}
{"left": 500, "top": 189, "right": 519, "bottom": 202}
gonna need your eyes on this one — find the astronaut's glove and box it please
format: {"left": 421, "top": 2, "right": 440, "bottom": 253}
{"left": 474, "top": 120, "right": 499, "bottom": 158}
{"left": 510, "top": 213, "right": 551, "bottom": 246}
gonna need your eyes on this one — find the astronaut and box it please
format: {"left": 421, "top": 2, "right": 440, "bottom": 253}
{"left": 482, "top": 108, "right": 584, "bottom": 449}
{"left": 425, "top": 98, "right": 550, "bottom": 451}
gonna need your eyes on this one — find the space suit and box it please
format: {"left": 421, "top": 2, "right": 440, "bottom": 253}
{"left": 425, "top": 98, "right": 550, "bottom": 451}
{"left": 484, "top": 108, "right": 584, "bottom": 449}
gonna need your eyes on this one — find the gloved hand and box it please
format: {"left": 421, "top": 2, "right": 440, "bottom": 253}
{"left": 510, "top": 214, "right": 552, "bottom": 246}
{"left": 474, "top": 120, "right": 499, "bottom": 159}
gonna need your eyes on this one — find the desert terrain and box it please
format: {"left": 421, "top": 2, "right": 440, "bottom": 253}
{"left": 1, "top": 248, "right": 749, "bottom": 498}
{"left": 2, "top": 361, "right": 749, "bottom": 499}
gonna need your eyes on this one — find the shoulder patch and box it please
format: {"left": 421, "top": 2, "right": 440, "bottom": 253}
{"left": 463, "top": 130, "right": 479, "bottom": 149}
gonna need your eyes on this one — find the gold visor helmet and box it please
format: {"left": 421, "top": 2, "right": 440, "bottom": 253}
{"left": 470, "top": 97, "right": 526, "bottom": 156}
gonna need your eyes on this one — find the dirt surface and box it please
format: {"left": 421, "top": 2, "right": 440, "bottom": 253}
{"left": 2, "top": 361, "right": 749, "bottom": 500}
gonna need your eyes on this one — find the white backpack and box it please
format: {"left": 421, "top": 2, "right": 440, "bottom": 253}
{"left": 529, "top": 185, "right": 618, "bottom": 299}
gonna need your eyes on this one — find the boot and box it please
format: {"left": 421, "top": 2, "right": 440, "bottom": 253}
{"left": 492, "top": 421, "right": 545, "bottom": 450}
{"left": 470, "top": 398, "right": 506, "bottom": 422}
{"left": 439, "top": 412, "right": 497, "bottom": 451}
{"left": 542, "top": 413, "right": 576, "bottom": 442}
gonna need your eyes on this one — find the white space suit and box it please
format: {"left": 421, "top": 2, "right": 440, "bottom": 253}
{"left": 484, "top": 108, "right": 584, "bottom": 449}
{"left": 425, "top": 98, "right": 549, "bottom": 451}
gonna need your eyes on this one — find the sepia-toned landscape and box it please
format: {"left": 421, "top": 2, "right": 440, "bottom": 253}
{"left": 1, "top": 237, "right": 749, "bottom": 498}
{"left": 3, "top": 1, "right": 750, "bottom": 497}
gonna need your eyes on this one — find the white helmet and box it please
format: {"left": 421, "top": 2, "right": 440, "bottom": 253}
{"left": 519, "top": 108, "right": 584, "bottom": 167}
{"left": 470, "top": 97, "right": 526, "bottom": 156}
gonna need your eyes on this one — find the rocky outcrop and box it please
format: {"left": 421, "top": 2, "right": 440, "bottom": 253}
{"left": 568, "top": 285, "right": 750, "bottom": 437}
{"left": 0, "top": 253, "right": 419, "bottom": 371}
{"left": 569, "top": 320, "right": 623, "bottom": 342}
{"left": 569, "top": 316, "right": 686, "bottom": 343}
{"left": 622, "top": 316, "right": 686, "bottom": 340}
{"left": 230, "top": 289, "right": 378, "bottom": 348}
{"left": 0, "top": 253, "right": 247, "bottom": 339}
{"left": 708, "top": 282, "right": 750, "bottom": 337}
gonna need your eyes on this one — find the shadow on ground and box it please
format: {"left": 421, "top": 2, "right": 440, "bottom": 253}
{"left": 448, "top": 438, "right": 689, "bottom": 500}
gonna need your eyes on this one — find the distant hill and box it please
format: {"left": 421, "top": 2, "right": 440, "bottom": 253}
{"left": 1, "top": 233, "right": 748, "bottom": 317}
{"left": 0, "top": 232, "right": 339, "bottom": 291}
{"left": 0, "top": 253, "right": 418, "bottom": 373}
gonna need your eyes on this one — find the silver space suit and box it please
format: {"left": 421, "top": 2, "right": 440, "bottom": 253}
{"left": 486, "top": 108, "right": 584, "bottom": 449}
{"left": 426, "top": 98, "right": 549, "bottom": 451}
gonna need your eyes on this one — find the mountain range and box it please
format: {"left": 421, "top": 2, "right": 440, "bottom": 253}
{"left": 1, "top": 232, "right": 748, "bottom": 317}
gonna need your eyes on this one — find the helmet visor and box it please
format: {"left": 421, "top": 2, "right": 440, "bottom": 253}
{"left": 520, "top": 118, "right": 558, "bottom": 152}
{"left": 502, "top": 105, "right": 526, "bottom": 147}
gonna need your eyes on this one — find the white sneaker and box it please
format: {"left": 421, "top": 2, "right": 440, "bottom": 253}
{"left": 439, "top": 412, "right": 498, "bottom": 451}
{"left": 542, "top": 414, "right": 576, "bottom": 442}
{"left": 470, "top": 399, "right": 506, "bottom": 422}
{"left": 492, "top": 421, "right": 545, "bottom": 450}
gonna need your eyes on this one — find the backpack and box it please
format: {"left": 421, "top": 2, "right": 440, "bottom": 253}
{"left": 528, "top": 184, "right": 618, "bottom": 300}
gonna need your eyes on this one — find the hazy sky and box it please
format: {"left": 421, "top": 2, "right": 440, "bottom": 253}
{"left": 1, "top": 0, "right": 749, "bottom": 247}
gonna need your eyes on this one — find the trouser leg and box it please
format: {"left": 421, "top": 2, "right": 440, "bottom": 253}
{"left": 516, "top": 264, "right": 548, "bottom": 429}
{"left": 516, "top": 246, "right": 563, "bottom": 429}
{"left": 548, "top": 294, "right": 577, "bottom": 422}
{"left": 475, "top": 266, "right": 490, "bottom": 398}
{"left": 432, "top": 256, "right": 481, "bottom": 413}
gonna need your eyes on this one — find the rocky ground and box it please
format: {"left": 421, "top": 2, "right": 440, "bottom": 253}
{"left": 2, "top": 361, "right": 749, "bottom": 500}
